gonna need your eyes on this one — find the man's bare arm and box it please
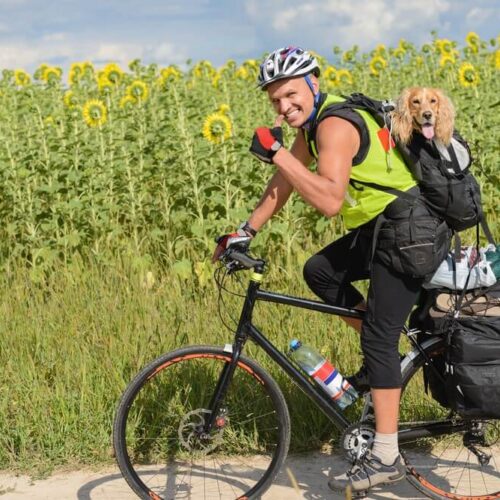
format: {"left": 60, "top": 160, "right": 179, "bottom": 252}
{"left": 270, "top": 117, "right": 359, "bottom": 217}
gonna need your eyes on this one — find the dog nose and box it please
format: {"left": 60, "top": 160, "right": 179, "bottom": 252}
{"left": 423, "top": 111, "right": 432, "bottom": 120}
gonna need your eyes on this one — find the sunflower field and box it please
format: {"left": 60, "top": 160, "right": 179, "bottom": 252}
{"left": 0, "top": 33, "right": 499, "bottom": 472}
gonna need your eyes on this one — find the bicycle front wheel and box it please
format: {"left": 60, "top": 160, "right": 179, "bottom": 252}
{"left": 398, "top": 338, "right": 500, "bottom": 500}
{"left": 113, "top": 345, "right": 290, "bottom": 499}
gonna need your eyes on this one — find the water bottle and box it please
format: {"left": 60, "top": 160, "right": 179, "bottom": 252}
{"left": 288, "top": 339, "right": 358, "bottom": 410}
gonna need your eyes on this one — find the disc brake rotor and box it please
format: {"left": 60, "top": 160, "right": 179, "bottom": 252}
{"left": 178, "top": 408, "right": 226, "bottom": 454}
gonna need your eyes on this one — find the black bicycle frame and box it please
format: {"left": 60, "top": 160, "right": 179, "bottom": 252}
{"left": 206, "top": 270, "right": 462, "bottom": 443}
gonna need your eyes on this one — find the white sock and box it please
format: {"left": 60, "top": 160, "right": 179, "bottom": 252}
{"left": 372, "top": 432, "right": 399, "bottom": 465}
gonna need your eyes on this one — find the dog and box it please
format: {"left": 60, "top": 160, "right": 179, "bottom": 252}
{"left": 391, "top": 87, "right": 455, "bottom": 146}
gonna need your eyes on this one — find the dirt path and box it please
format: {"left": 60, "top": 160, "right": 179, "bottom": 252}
{"left": 0, "top": 452, "right": 429, "bottom": 499}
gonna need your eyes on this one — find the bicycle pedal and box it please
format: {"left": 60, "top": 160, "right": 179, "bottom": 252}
{"left": 351, "top": 490, "right": 368, "bottom": 499}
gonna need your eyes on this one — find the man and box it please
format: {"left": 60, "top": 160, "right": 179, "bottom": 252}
{"left": 214, "top": 46, "right": 424, "bottom": 493}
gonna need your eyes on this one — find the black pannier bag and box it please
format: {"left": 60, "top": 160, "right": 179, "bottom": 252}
{"left": 410, "top": 289, "right": 450, "bottom": 409}
{"left": 445, "top": 314, "right": 500, "bottom": 418}
{"left": 411, "top": 285, "right": 500, "bottom": 417}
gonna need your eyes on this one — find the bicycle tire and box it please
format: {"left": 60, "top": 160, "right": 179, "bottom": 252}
{"left": 113, "top": 345, "right": 291, "bottom": 500}
{"left": 398, "top": 337, "right": 500, "bottom": 499}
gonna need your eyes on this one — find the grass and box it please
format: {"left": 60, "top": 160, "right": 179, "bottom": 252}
{"left": 0, "top": 244, "right": 448, "bottom": 475}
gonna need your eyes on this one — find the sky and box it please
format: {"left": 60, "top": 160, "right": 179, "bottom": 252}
{"left": 0, "top": 0, "right": 498, "bottom": 73}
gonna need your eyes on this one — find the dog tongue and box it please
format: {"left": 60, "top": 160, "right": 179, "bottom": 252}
{"left": 422, "top": 124, "right": 435, "bottom": 140}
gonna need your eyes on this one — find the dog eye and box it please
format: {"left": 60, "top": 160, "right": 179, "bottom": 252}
{"left": 412, "top": 99, "right": 420, "bottom": 104}
{"left": 430, "top": 98, "right": 437, "bottom": 103}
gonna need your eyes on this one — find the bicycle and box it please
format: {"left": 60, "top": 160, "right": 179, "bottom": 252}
{"left": 113, "top": 243, "right": 500, "bottom": 499}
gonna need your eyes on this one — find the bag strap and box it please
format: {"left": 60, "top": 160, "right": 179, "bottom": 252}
{"left": 480, "top": 217, "right": 496, "bottom": 246}
{"left": 453, "top": 224, "right": 481, "bottom": 315}
{"left": 446, "top": 142, "right": 463, "bottom": 175}
{"left": 349, "top": 179, "right": 418, "bottom": 204}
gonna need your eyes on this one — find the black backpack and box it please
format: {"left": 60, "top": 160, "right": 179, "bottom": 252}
{"left": 319, "top": 93, "right": 484, "bottom": 232}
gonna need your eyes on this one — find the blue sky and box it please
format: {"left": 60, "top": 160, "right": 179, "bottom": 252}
{"left": 0, "top": 0, "right": 498, "bottom": 72}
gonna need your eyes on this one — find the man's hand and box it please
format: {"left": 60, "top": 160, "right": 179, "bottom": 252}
{"left": 249, "top": 126, "right": 284, "bottom": 164}
{"left": 211, "top": 224, "right": 255, "bottom": 263}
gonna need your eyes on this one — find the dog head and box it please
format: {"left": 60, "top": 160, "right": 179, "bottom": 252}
{"left": 391, "top": 87, "right": 455, "bottom": 145}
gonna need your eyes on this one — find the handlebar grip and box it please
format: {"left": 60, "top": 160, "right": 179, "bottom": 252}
{"left": 230, "top": 251, "right": 265, "bottom": 270}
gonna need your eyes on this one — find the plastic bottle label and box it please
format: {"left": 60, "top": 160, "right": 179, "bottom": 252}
{"left": 310, "top": 359, "right": 350, "bottom": 401}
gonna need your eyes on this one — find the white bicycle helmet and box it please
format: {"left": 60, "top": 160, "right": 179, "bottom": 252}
{"left": 258, "top": 46, "right": 320, "bottom": 89}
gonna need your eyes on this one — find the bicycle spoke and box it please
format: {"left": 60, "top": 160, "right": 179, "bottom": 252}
{"left": 114, "top": 346, "right": 289, "bottom": 499}
{"left": 394, "top": 341, "right": 500, "bottom": 499}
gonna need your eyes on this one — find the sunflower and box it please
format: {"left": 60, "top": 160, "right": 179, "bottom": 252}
{"left": 392, "top": 47, "right": 406, "bottom": 59}
{"left": 157, "top": 66, "right": 182, "bottom": 89}
{"left": 211, "top": 71, "right": 223, "bottom": 89}
{"left": 82, "top": 61, "right": 94, "bottom": 76}
{"left": 102, "top": 63, "right": 123, "bottom": 84}
{"left": 435, "top": 39, "right": 454, "bottom": 55}
{"left": 82, "top": 99, "right": 108, "bottom": 127}
{"left": 96, "top": 73, "right": 115, "bottom": 93}
{"left": 234, "top": 66, "right": 249, "bottom": 80}
{"left": 63, "top": 90, "right": 78, "bottom": 109}
{"left": 68, "top": 63, "right": 85, "bottom": 85}
{"left": 374, "top": 44, "right": 386, "bottom": 56}
{"left": 242, "top": 59, "right": 259, "bottom": 78}
{"left": 465, "top": 32, "right": 480, "bottom": 53}
{"left": 119, "top": 95, "right": 137, "bottom": 109}
{"left": 42, "top": 66, "right": 62, "bottom": 84}
{"left": 202, "top": 113, "right": 232, "bottom": 144}
{"left": 398, "top": 39, "right": 410, "bottom": 51}
{"left": 14, "top": 69, "right": 31, "bottom": 86}
{"left": 495, "top": 50, "right": 500, "bottom": 70}
{"left": 369, "top": 56, "right": 387, "bottom": 76}
{"left": 243, "top": 59, "right": 258, "bottom": 69}
{"left": 336, "top": 69, "right": 353, "bottom": 85}
{"left": 193, "top": 60, "right": 216, "bottom": 79}
{"left": 34, "top": 63, "right": 49, "bottom": 81}
{"left": 439, "top": 53, "right": 456, "bottom": 68}
{"left": 323, "top": 66, "right": 338, "bottom": 87}
{"left": 160, "top": 66, "right": 182, "bottom": 81}
{"left": 342, "top": 49, "right": 356, "bottom": 63}
{"left": 458, "top": 63, "right": 480, "bottom": 88}
{"left": 126, "top": 80, "right": 148, "bottom": 101}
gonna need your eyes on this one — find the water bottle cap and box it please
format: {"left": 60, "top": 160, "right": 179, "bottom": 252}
{"left": 289, "top": 339, "right": 301, "bottom": 351}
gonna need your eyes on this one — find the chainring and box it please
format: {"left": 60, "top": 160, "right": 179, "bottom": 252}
{"left": 340, "top": 421, "right": 376, "bottom": 463}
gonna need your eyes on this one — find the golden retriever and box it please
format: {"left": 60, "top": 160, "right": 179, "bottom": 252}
{"left": 391, "top": 87, "right": 455, "bottom": 146}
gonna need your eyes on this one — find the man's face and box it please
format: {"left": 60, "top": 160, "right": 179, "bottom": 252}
{"left": 266, "top": 76, "right": 318, "bottom": 128}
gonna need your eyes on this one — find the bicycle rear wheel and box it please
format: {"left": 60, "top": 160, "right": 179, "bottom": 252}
{"left": 398, "top": 337, "right": 500, "bottom": 499}
{"left": 113, "top": 345, "right": 290, "bottom": 499}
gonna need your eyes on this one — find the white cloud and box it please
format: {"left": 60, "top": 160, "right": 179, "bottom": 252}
{"left": 247, "top": 0, "right": 452, "bottom": 50}
{"left": 0, "top": 42, "right": 73, "bottom": 68}
{"left": 466, "top": 7, "right": 498, "bottom": 24}
{"left": 0, "top": 38, "right": 187, "bottom": 71}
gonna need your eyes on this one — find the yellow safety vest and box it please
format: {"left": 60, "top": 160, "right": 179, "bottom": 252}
{"left": 304, "top": 94, "right": 417, "bottom": 229}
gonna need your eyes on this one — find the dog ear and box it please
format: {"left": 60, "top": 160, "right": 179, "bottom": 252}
{"left": 434, "top": 88, "right": 455, "bottom": 145}
{"left": 391, "top": 88, "right": 414, "bottom": 145}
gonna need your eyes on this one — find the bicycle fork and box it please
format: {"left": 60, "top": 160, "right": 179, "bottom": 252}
{"left": 203, "top": 271, "right": 263, "bottom": 433}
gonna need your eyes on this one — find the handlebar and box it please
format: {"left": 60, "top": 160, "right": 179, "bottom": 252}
{"left": 224, "top": 249, "right": 266, "bottom": 272}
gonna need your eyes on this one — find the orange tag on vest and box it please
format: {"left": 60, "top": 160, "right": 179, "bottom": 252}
{"left": 377, "top": 127, "right": 395, "bottom": 152}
